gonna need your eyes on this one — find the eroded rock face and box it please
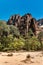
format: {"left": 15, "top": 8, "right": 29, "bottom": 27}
{"left": 38, "top": 19, "right": 43, "bottom": 25}
{"left": 7, "top": 13, "right": 39, "bottom": 36}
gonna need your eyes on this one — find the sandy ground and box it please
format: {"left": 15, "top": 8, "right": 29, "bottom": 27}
{"left": 0, "top": 51, "right": 43, "bottom": 65}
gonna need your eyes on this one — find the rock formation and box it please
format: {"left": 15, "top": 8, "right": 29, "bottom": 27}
{"left": 7, "top": 13, "right": 40, "bottom": 36}
{"left": 38, "top": 19, "right": 43, "bottom": 25}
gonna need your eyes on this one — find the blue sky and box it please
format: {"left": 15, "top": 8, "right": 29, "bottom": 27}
{"left": 0, "top": 0, "right": 43, "bottom": 21}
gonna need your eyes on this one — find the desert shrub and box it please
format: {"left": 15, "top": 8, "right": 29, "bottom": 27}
{"left": 0, "top": 35, "right": 14, "bottom": 51}
{"left": 0, "top": 22, "right": 10, "bottom": 37}
{"left": 28, "top": 29, "right": 34, "bottom": 37}
{"left": 24, "top": 36, "right": 41, "bottom": 51}
{"left": 38, "top": 32, "right": 43, "bottom": 50}
{"left": 3, "top": 48, "right": 10, "bottom": 52}
{"left": 0, "top": 42, "right": 3, "bottom": 51}
{"left": 12, "top": 38, "right": 25, "bottom": 51}
{"left": 0, "top": 21, "right": 42, "bottom": 51}
{"left": 1, "top": 35, "right": 13, "bottom": 46}
{"left": 9, "top": 25, "right": 20, "bottom": 37}
{"left": 0, "top": 35, "right": 41, "bottom": 51}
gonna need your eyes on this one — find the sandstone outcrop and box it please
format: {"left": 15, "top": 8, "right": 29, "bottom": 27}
{"left": 7, "top": 13, "right": 41, "bottom": 36}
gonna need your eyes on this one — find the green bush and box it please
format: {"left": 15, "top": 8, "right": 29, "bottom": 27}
{"left": 9, "top": 25, "right": 20, "bottom": 37}
{"left": 24, "top": 36, "right": 41, "bottom": 51}
{"left": 38, "top": 32, "right": 43, "bottom": 50}
{"left": 13, "top": 38, "right": 25, "bottom": 51}
{"left": 0, "top": 21, "right": 42, "bottom": 51}
{"left": 0, "top": 42, "right": 3, "bottom": 51}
